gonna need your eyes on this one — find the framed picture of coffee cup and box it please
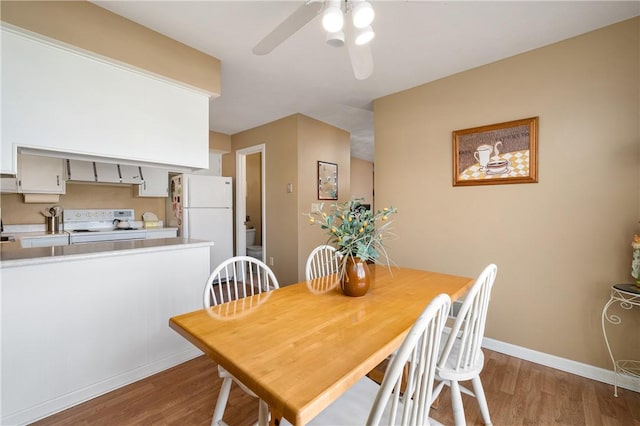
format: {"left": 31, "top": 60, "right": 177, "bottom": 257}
{"left": 453, "top": 116, "right": 538, "bottom": 186}
{"left": 318, "top": 161, "right": 338, "bottom": 200}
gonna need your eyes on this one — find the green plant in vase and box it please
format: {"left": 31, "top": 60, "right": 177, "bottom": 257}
{"left": 307, "top": 199, "right": 398, "bottom": 296}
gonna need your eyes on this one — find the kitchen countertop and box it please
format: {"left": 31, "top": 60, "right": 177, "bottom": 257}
{"left": 0, "top": 237, "right": 213, "bottom": 268}
{"left": 0, "top": 227, "right": 179, "bottom": 244}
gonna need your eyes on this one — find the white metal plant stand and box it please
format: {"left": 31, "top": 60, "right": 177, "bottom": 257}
{"left": 601, "top": 284, "right": 640, "bottom": 397}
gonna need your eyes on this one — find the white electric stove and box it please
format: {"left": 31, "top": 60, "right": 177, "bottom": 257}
{"left": 63, "top": 209, "right": 147, "bottom": 244}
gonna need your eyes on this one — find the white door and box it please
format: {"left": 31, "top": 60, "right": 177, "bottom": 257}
{"left": 184, "top": 207, "right": 233, "bottom": 273}
{"left": 235, "top": 145, "right": 266, "bottom": 258}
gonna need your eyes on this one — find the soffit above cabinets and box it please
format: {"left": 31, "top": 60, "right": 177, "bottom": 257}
{"left": 1, "top": 25, "right": 210, "bottom": 175}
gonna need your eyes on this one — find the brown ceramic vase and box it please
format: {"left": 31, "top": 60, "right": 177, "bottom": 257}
{"left": 341, "top": 256, "right": 371, "bottom": 297}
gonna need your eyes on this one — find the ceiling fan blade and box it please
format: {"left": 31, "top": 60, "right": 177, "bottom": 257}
{"left": 253, "top": 1, "right": 324, "bottom": 55}
{"left": 345, "top": 24, "right": 374, "bottom": 80}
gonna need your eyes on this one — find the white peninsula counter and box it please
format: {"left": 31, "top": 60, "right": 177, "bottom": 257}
{"left": 1, "top": 238, "right": 213, "bottom": 425}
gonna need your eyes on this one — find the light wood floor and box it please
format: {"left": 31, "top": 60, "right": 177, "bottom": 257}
{"left": 33, "top": 349, "right": 640, "bottom": 426}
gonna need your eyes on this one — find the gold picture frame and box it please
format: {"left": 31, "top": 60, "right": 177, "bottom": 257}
{"left": 453, "top": 117, "right": 539, "bottom": 186}
{"left": 318, "top": 161, "right": 338, "bottom": 200}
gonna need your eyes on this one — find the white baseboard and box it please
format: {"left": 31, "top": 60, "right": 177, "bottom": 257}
{"left": 482, "top": 337, "right": 640, "bottom": 393}
{"left": 2, "top": 347, "right": 202, "bottom": 426}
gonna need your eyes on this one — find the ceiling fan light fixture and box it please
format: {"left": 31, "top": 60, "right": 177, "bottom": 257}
{"left": 352, "top": 1, "right": 375, "bottom": 29}
{"left": 355, "top": 25, "right": 375, "bottom": 45}
{"left": 326, "top": 30, "right": 345, "bottom": 47}
{"left": 322, "top": 1, "right": 344, "bottom": 33}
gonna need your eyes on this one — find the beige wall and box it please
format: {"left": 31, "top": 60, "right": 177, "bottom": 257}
{"left": 225, "top": 115, "right": 299, "bottom": 285}
{"left": 224, "top": 114, "right": 350, "bottom": 285}
{"left": 297, "top": 115, "right": 351, "bottom": 281}
{"left": 350, "top": 157, "right": 374, "bottom": 206}
{"left": 0, "top": 184, "right": 166, "bottom": 225}
{"left": 210, "top": 131, "right": 231, "bottom": 153}
{"left": 374, "top": 18, "right": 640, "bottom": 369}
{"left": 1, "top": 1, "right": 220, "bottom": 95}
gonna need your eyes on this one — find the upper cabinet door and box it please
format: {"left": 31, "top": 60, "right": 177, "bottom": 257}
{"left": 1, "top": 27, "right": 210, "bottom": 174}
{"left": 18, "top": 154, "right": 66, "bottom": 194}
{"left": 136, "top": 168, "right": 169, "bottom": 197}
{"left": 94, "top": 163, "right": 120, "bottom": 183}
{"left": 66, "top": 160, "right": 96, "bottom": 182}
{"left": 119, "top": 165, "right": 143, "bottom": 184}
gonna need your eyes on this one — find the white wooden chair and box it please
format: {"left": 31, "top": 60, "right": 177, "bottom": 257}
{"left": 305, "top": 245, "right": 342, "bottom": 280}
{"left": 282, "top": 293, "right": 451, "bottom": 426}
{"left": 431, "top": 263, "right": 498, "bottom": 426}
{"left": 203, "top": 256, "right": 279, "bottom": 426}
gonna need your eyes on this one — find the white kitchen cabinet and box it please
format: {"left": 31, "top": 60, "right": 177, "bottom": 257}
{"left": 66, "top": 159, "right": 96, "bottom": 182}
{"left": 94, "top": 163, "right": 120, "bottom": 183}
{"left": 0, "top": 177, "right": 18, "bottom": 193}
{"left": 18, "top": 154, "right": 65, "bottom": 194}
{"left": 1, "top": 27, "right": 210, "bottom": 175}
{"left": 136, "top": 168, "right": 169, "bottom": 197}
{"left": 119, "top": 165, "right": 143, "bottom": 184}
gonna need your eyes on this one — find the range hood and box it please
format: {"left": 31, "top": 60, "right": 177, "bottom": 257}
{"left": 65, "top": 159, "right": 144, "bottom": 185}
{"left": 19, "top": 147, "right": 197, "bottom": 174}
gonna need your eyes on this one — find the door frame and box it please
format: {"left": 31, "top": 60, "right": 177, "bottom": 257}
{"left": 235, "top": 144, "right": 266, "bottom": 260}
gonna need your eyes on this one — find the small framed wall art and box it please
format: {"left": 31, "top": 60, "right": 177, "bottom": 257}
{"left": 453, "top": 116, "right": 539, "bottom": 186}
{"left": 318, "top": 161, "right": 338, "bottom": 200}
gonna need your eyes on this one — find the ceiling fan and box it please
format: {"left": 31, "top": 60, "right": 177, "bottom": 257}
{"left": 252, "top": 0, "right": 375, "bottom": 80}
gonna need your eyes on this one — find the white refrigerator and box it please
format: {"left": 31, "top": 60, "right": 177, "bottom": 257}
{"left": 170, "top": 174, "right": 233, "bottom": 274}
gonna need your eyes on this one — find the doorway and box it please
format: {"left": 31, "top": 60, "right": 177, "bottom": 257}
{"left": 235, "top": 144, "right": 266, "bottom": 262}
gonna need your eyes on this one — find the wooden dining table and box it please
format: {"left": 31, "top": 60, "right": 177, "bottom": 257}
{"left": 169, "top": 265, "right": 473, "bottom": 426}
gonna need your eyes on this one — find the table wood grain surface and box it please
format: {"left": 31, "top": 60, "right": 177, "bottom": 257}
{"left": 169, "top": 265, "right": 473, "bottom": 425}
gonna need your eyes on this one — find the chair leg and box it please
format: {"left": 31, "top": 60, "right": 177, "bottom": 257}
{"left": 258, "top": 399, "right": 269, "bottom": 426}
{"left": 431, "top": 380, "right": 445, "bottom": 409}
{"left": 212, "top": 377, "right": 233, "bottom": 426}
{"left": 449, "top": 380, "right": 467, "bottom": 426}
{"left": 471, "top": 376, "right": 492, "bottom": 426}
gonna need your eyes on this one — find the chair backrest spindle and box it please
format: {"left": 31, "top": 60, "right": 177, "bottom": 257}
{"left": 305, "top": 245, "right": 342, "bottom": 281}
{"left": 204, "top": 256, "right": 279, "bottom": 308}
{"left": 438, "top": 263, "right": 497, "bottom": 373}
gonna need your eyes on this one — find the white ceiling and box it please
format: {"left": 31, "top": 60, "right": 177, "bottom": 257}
{"left": 93, "top": 1, "right": 639, "bottom": 162}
